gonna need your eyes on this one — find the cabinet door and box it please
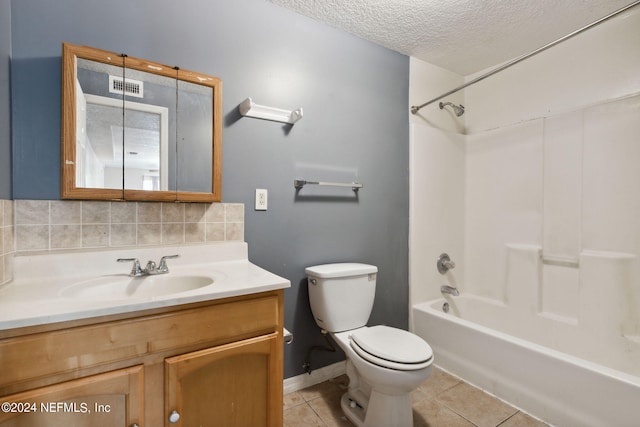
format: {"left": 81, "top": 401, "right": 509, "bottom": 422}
{"left": 165, "top": 333, "right": 282, "bottom": 427}
{"left": 0, "top": 365, "right": 143, "bottom": 427}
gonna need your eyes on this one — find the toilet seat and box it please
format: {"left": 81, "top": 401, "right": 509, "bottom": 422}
{"left": 349, "top": 326, "right": 433, "bottom": 371}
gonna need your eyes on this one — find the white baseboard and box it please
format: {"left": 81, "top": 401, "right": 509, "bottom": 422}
{"left": 283, "top": 361, "right": 346, "bottom": 394}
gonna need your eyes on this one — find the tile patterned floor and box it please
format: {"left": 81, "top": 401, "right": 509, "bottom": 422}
{"left": 283, "top": 367, "right": 550, "bottom": 427}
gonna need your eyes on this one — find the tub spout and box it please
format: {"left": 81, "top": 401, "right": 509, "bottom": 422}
{"left": 440, "top": 285, "right": 459, "bottom": 296}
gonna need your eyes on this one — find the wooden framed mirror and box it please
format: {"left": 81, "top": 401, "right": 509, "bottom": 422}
{"left": 61, "top": 43, "right": 222, "bottom": 202}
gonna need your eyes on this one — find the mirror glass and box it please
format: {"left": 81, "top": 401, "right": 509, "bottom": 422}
{"left": 76, "top": 57, "right": 124, "bottom": 190}
{"left": 62, "top": 43, "right": 222, "bottom": 202}
{"left": 119, "top": 65, "right": 176, "bottom": 192}
{"left": 177, "top": 79, "right": 213, "bottom": 193}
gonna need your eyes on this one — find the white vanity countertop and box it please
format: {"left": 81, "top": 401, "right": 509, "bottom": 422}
{"left": 0, "top": 241, "right": 290, "bottom": 330}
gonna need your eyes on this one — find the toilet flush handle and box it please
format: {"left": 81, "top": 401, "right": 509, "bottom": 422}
{"left": 310, "top": 278, "right": 317, "bottom": 285}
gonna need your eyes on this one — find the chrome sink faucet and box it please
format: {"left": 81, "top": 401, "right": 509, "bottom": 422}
{"left": 118, "top": 255, "right": 180, "bottom": 277}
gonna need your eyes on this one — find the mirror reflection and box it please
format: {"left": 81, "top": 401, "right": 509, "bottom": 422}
{"left": 62, "top": 43, "right": 222, "bottom": 202}
{"left": 119, "top": 65, "right": 175, "bottom": 192}
{"left": 75, "top": 58, "right": 124, "bottom": 190}
{"left": 177, "top": 79, "right": 213, "bottom": 193}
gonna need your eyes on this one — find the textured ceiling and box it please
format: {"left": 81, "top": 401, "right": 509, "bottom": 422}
{"left": 271, "top": 0, "right": 634, "bottom": 76}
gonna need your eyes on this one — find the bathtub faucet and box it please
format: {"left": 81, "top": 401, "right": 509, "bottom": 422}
{"left": 437, "top": 253, "right": 456, "bottom": 274}
{"left": 440, "top": 285, "right": 459, "bottom": 296}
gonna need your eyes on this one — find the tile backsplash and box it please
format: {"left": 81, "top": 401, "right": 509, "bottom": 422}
{"left": 13, "top": 200, "right": 244, "bottom": 254}
{"left": 1, "top": 200, "right": 15, "bottom": 285}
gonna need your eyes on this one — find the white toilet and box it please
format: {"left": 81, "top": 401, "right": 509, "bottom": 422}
{"left": 306, "top": 263, "right": 433, "bottom": 427}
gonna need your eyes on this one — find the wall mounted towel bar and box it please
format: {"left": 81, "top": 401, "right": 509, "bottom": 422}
{"left": 239, "top": 97, "right": 303, "bottom": 124}
{"left": 294, "top": 179, "right": 363, "bottom": 192}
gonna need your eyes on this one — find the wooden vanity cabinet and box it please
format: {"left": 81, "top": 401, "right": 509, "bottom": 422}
{"left": 0, "top": 290, "right": 284, "bottom": 427}
{"left": 166, "top": 333, "right": 280, "bottom": 426}
{"left": 0, "top": 366, "right": 144, "bottom": 426}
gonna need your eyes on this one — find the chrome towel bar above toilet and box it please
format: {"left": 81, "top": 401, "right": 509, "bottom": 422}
{"left": 294, "top": 179, "right": 363, "bottom": 192}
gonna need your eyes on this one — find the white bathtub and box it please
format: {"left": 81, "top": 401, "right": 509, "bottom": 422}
{"left": 412, "top": 296, "right": 640, "bottom": 427}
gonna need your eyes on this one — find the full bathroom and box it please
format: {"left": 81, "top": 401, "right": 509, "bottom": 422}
{"left": 1, "top": 1, "right": 639, "bottom": 426}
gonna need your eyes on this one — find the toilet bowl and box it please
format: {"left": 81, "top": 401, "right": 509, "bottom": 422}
{"left": 306, "top": 263, "right": 434, "bottom": 427}
{"left": 332, "top": 326, "right": 432, "bottom": 427}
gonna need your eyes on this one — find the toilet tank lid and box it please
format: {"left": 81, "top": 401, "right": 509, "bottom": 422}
{"left": 305, "top": 263, "right": 377, "bottom": 278}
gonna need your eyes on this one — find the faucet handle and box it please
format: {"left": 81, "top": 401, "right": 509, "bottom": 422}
{"left": 118, "top": 258, "right": 144, "bottom": 277}
{"left": 158, "top": 254, "right": 180, "bottom": 273}
{"left": 437, "top": 253, "right": 455, "bottom": 275}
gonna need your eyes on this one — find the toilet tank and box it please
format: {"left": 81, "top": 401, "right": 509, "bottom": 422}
{"left": 306, "top": 263, "right": 377, "bottom": 332}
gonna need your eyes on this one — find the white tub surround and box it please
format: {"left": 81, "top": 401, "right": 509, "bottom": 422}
{"left": 408, "top": 9, "right": 640, "bottom": 427}
{"left": 0, "top": 241, "right": 290, "bottom": 330}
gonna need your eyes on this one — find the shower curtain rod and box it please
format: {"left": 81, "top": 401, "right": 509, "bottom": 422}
{"left": 410, "top": 0, "right": 640, "bottom": 114}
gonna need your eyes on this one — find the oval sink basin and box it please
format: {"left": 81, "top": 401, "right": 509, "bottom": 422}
{"left": 59, "top": 274, "right": 214, "bottom": 300}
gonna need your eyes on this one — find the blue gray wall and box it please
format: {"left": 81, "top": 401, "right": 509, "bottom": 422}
{"left": 0, "top": 0, "right": 10, "bottom": 199}
{"left": 10, "top": 0, "right": 410, "bottom": 378}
